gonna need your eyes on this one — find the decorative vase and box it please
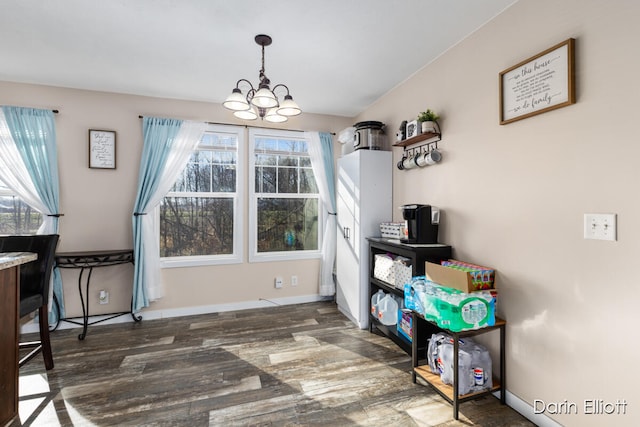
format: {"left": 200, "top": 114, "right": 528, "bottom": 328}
{"left": 421, "top": 121, "right": 436, "bottom": 133}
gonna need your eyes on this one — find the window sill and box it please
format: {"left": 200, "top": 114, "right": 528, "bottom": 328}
{"left": 249, "top": 250, "right": 322, "bottom": 263}
{"left": 161, "top": 255, "right": 242, "bottom": 268}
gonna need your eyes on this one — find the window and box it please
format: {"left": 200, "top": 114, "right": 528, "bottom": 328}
{"left": 249, "top": 128, "right": 321, "bottom": 262}
{"left": 159, "top": 124, "right": 244, "bottom": 267}
{"left": 0, "top": 181, "right": 42, "bottom": 234}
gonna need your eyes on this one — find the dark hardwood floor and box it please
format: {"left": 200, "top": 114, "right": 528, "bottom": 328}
{"left": 13, "top": 301, "right": 535, "bottom": 426}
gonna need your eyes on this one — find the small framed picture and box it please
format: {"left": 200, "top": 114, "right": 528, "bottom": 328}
{"left": 89, "top": 129, "right": 116, "bottom": 169}
{"left": 406, "top": 120, "right": 419, "bottom": 139}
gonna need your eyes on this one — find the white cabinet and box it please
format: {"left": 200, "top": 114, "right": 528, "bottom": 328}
{"left": 336, "top": 150, "right": 392, "bottom": 329}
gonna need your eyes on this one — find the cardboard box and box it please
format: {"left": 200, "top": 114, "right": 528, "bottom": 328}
{"left": 425, "top": 261, "right": 496, "bottom": 293}
{"left": 397, "top": 309, "right": 413, "bottom": 341}
{"left": 441, "top": 260, "right": 495, "bottom": 289}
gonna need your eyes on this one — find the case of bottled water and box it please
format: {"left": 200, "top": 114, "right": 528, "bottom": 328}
{"left": 427, "top": 333, "right": 493, "bottom": 396}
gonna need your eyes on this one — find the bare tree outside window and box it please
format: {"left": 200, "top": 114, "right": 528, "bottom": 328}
{"left": 257, "top": 198, "right": 318, "bottom": 252}
{"left": 160, "top": 130, "right": 239, "bottom": 259}
{"left": 160, "top": 197, "right": 234, "bottom": 256}
{"left": 0, "top": 181, "right": 42, "bottom": 234}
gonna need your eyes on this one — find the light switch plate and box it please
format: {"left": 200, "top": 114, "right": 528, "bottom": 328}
{"left": 584, "top": 213, "right": 617, "bottom": 241}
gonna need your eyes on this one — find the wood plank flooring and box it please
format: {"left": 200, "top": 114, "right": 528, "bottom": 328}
{"left": 12, "top": 301, "right": 535, "bottom": 426}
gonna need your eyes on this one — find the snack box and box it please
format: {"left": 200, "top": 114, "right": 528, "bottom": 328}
{"left": 441, "top": 260, "right": 495, "bottom": 289}
{"left": 425, "top": 261, "right": 496, "bottom": 293}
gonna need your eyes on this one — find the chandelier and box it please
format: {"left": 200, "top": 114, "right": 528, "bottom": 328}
{"left": 223, "top": 34, "right": 301, "bottom": 123}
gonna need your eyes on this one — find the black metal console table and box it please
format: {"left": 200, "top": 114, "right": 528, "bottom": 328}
{"left": 55, "top": 249, "right": 141, "bottom": 340}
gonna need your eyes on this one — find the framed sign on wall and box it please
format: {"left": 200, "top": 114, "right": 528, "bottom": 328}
{"left": 88, "top": 129, "right": 116, "bottom": 169}
{"left": 406, "top": 120, "right": 419, "bottom": 139}
{"left": 499, "top": 38, "right": 576, "bottom": 125}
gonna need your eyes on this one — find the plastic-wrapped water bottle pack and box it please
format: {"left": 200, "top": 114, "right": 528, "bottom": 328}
{"left": 427, "top": 332, "right": 493, "bottom": 395}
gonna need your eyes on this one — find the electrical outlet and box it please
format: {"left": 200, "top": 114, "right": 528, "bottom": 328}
{"left": 275, "top": 276, "right": 283, "bottom": 289}
{"left": 584, "top": 213, "right": 617, "bottom": 241}
{"left": 291, "top": 275, "right": 298, "bottom": 286}
{"left": 98, "top": 290, "right": 109, "bottom": 305}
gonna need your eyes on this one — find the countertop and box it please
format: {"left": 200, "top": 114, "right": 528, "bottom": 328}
{"left": 367, "top": 237, "right": 451, "bottom": 248}
{"left": 0, "top": 252, "right": 37, "bottom": 270}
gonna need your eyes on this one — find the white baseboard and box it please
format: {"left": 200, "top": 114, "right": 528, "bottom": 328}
{"left": 140, "top": 294, "right": 332, "bottom": 321}
{"left": 22, "top": 294, "right": 332, "bottom": 334}
{"left": 494, "top": 390, "right": 562, "bottom": 427}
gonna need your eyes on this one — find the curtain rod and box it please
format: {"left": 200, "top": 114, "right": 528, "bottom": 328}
{"left": 0, "top": 106, "right": 59, "bottom": 113}
{"left": 137, "top": 115, "right": 335, "bottom": 135}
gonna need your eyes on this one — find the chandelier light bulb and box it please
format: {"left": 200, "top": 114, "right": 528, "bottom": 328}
{"left": 264, "top": 107, "right": 288, "bottom": 123}
{"left": 223, "top": 88, "right": 250, "bottom": 111}
{"left": 277, "top": 95, "right": 301, "bottom": 116}
{"left": 233, "top": 107, "right": 258, "bottom": 120}
{"left": 251, "top": 87, "right": 279, "bottom": 109}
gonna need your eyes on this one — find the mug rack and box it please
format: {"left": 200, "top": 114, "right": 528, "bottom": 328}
{"left": 403, "top": 139, "right": 439, "bottom": 158}
{"left": 393, "top": 121, "right": 442, "bottom": 170}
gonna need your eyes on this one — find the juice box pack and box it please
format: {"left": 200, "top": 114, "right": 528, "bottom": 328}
{"left": 440, "top": 260, "right": 495, "bottom": 290}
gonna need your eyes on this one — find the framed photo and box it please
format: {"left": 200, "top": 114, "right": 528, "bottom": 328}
{"left": 89, "top": 129, "right": 116, "bottom": 169}
{"left": 499, "top": 38, "right": 575, "bottom": 125}
{"left": 406, "top": 120, "right": 419, "bottom": 139}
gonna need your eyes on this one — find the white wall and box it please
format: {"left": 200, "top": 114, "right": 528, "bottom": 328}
{"left": 358, "top": 0, "right": 639, "bottom": 425}
{"left": 0, "top": 81, "right": 352, "bottom": 317}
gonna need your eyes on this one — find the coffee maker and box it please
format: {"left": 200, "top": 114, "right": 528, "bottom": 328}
{"left": 400, "top": 204, "right": 440, "bottom": 244}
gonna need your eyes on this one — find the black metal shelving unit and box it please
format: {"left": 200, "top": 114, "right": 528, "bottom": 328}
{"left": 367, "top": 237, "right": 452, "bottom": 354}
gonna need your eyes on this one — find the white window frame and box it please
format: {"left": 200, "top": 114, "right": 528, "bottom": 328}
{"left": 160, "top": 124, "right": 245, "bottom": 268}
{"left": 248, "top": 128, "right": 323, "bottom": 263}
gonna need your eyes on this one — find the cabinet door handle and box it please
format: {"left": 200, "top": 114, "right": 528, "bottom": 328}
{"left": 343, "top": 226, "right": 350, "bottom": 240}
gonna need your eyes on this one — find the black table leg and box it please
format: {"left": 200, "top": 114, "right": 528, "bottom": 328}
{"left": 77, "top": 266, "right": 94, "bottom": 340}
{"left": 500, "top": 324, "right": 506, "bottom": 404}
{"left": 453, "top": 334, "right": 460, "bottom": 420}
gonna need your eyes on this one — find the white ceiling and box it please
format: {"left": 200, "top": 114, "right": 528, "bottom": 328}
{"left": 0, "top": 0, "right": 517, "bottom": 118}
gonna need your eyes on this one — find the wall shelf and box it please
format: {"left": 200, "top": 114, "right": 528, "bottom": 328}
{"left": 393, "top": 122, "right": 443, "bottom": 170}
{"left": 393, "top": 131, "right": 441, "bottom": 148}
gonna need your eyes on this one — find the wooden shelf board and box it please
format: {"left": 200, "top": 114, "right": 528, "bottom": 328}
{"left": 413, "top": 313, "right": 506, "bottom": 336}
{"left": 370, "top": 277, "right": 404, "bottom": 296}
{"left": 414, "top": 366, "right": 501, "bottom": 400}
{"left": 393, "top": 132, "right": 440, "bottom": 148}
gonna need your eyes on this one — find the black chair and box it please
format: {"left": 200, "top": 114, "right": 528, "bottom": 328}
{"left": 0, "top": 234, "right": 59, "bottom": 370}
